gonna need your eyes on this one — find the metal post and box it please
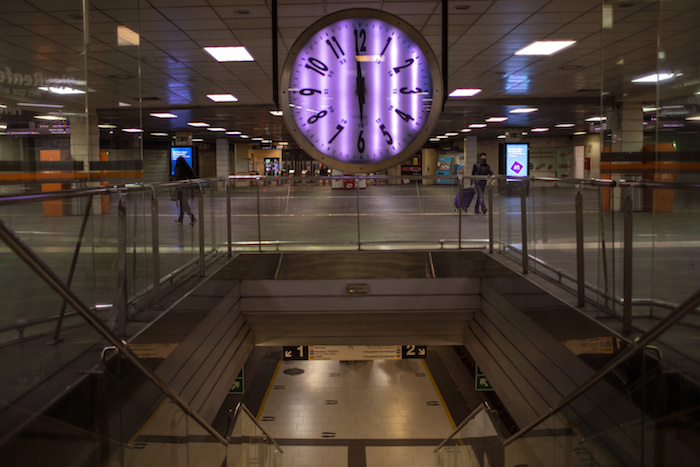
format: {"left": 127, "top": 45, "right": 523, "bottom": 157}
{"left": 488, "top": 181, "right": 494, "bottom": 253}
{"left": 520, "top": 181, "right": 528, "bottom": 274}
{"left": 198, "top": 185, "right": 205, "bottom": 277}
{"left": 151, "top": 189, "right": 161, "bottom": 310}
{"left": 256, "top": 177, "right": 262, "bottom": 253}
{"left": 52, "top": 195, "right": 93, "bottom": 343}
{"left": 623, "top": 189, "right": 633, "bottom": 334}
{"left": 356, "top": 178, "right": 361, "bottom": 250}
{"left": 457, "top": 177, "right": 462, "bottom": 249}
{"left": 575, "top": 190, "right": 585, "bottom": 307}
{"left": 226, "top": 180, "right": 232, "bottom": 257}
{"left": 108, "top": 197, "right": 127, "bottom": 337}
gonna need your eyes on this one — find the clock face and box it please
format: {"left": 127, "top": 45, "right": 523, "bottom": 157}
{"left": 280, "top": 9, "right": 442, "bottom": 173}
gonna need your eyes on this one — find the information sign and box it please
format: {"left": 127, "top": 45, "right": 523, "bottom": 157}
{"left": 475, "top": 365, "right": 494, "bottom": 391}
{"left": 229, "top": 369, "right": 244, "bottom": 394}
{"left": 282, "top": 345, "right": 427, "bottom": 361}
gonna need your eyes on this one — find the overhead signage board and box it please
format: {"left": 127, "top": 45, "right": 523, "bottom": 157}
{"left": 282, "top": 345, "right": 427, "bottom": 361}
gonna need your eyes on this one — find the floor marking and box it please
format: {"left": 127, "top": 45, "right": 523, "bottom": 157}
{"left": 422, "top": 359, "right": 457, "bottom": 430}
{"left": 256, "top": 357, "right": 283, "bottom": 420}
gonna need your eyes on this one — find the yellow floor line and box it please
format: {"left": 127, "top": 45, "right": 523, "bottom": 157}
{"left": 422, "top": 359, "right": 458, "bottom": 430}
{"left": 256, "top": 357, "right": 283, "bottom": 420}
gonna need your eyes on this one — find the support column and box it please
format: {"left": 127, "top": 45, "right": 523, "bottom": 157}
{"left": 233, "top": 142, "right": 252, "bottom": 186}
{"left": 422, "top": 148, "right": 438, "bottom": 185}
{"left": 216, "top": 138, "right": 229, "bottom": 177}
{"left": 69, "top": 113, "right": 101, "bottom": 213}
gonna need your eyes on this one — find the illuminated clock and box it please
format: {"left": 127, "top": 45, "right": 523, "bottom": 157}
{"left": 280, "top": 9, "right": 442, "bottom": 173}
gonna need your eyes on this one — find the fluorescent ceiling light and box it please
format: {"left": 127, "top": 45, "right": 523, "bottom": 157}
{"left": 193, "top": 138, "right": 205, "bottom": 142}
{"left": 35, "top": 115, "right": 66, "bottom": 121}
{"left": 252, "top": 137, "right": 263, "bottom": 141}
{"left": 642, "top": 107, "right": 659, "bottom": 112}
{"left": 436, "top": 135, "right": 448, "bottom": 139}
{"left": 122, "top": 128, "right": 143, "bottom": 133}
{"left": 207, "top": 127, "right": 227, "bottom": 132}
{"left": 497, "top": 134, "right": 507, "bottom": 139}
{"left": 204, "top": 46, "right": 254, "bottom": 62}
{"left": 486, "top": 116, "right": 508, "bottom": 123}
{"left": 240, "top": 135, "right": 250, "bottom": 139}
{"left": 188, "top": 121, "right": 210, "bottom": 127}
{"left": 573, "top": 131, "right": 587, "bottom": 135}
{"left": 444, "top": 132, "right": 459, "bottom": 136}
{"left": 150, "top": 112, "right": 177, "bottom": 119}
{"left": 207, "top": 94, "right": 238, "bottom": 102}
{"left": 469, "top": 123, "right": 487, "bottom": 128}
{"left": 119, "top": 102, "right": 132, "bottom": 107}
{"left": 270, "top": 110, "right": 283, "bottom": 116}
{"left": 686, "top": 116, "right": 700, "bottom": 121}
{"left": 449, "top": 88, "right": 481, "bottom": 97}
{"left": 98, "top": 124, "right": 117, "bottom": 129}
{"left": 510, "top": 107, "right": 538, "bottom": 114}
{"left": 278, "top": 141, "right": 289, "bottom": 146}
{"left": 632, "top": 72, "right": 677, "bottom": 83}
{"left": 38, "top": 86, "right": 85, "bottom": 95}
{"left": 531, "top": 127, "right": 549, "bottom": 132}
{"left": 585, "top": 116, "right": 606, "bottom": 122}
{"left": 555, "top": 123, "right": 575, "bottom": 128}
{"left": 460, "top": 128, "right": 472, "bottom": 133}
{"left": 117, "top": 25, "right": 140, "bottom": 46}
{"left": 429, "top": 138, "right": 440, "bottom": 142}
{"left": 226, "top": 131, "right": 242, "bottom": 135}
{"left": 150, "top": 132, "right": 169, "bottom": 137}
{"left": 18, "top": 102, "right": 63, "bottom": 108}
{"left": 515, "top": 41, "right": 576, "bottom": 56}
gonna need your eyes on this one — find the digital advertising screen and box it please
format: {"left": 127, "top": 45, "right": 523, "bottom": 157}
{"left": 170, "top": 146, "right": 193, "bottom": 175}
{"left": 505, "top": 143, "right": 529, "bottom": 177}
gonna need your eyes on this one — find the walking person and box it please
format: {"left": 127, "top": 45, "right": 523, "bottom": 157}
{"left": 471, "top": 153, "right": 494, "bottom": 214}
{"left": 173, "top": 156, "right": 197, "bottom": 225}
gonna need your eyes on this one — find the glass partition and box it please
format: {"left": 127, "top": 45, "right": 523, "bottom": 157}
{"left": 228, "top": 403, "right": 282, "bottom": 467}
{"left": 434, "top": 406, "right": 503, "bottom": 467}
{"left": 505, "top": 297, "right": 700, "bottom": 467}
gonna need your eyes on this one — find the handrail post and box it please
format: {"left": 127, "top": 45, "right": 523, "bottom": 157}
{"left": 226, "top": 179, "right": 232, "bottom": 257}
{"left": 108, "top": 196, "right": 128, "bottom": 337}
{"left": 575, "top": 190, "right": 585, "bottom": 307}
{"left": 356, "top": 177, "right": 361, "bottom": 250}
{"left": 457, "top": 176, "right": 462, "bottom": 249}
{"left": 150, "top": 189, "right": 161, "bottom": 311}
{"left": 623, "top": 188, "right": 634, "bottom": 334}
{"left": 520, "top": 180, "right": 528, "bottom": 274}
{"left": 256, "top": 177, "right": 262, "bottom": 253}
{"left": 488, "top": 179, "right": 494, "bottom": 253}
{"left": 198, "top": 184, "right": 205, "bottom": 277}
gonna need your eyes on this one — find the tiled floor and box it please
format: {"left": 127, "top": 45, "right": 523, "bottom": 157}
{"left": 257, "top": 358, "right": 458, "bottom": 466}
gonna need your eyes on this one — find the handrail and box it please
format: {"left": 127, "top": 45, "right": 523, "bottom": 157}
{"left": 502, "top": 286, "right": 700, "bottom": 447}
{"left": 434, "top": 403, "right": 486, "bottom": 453}
{"left": 0, "top": 219, "right": 229, "bottom": 447}
{"left": 228, "top": 402, "right": 284, "bottom": 454}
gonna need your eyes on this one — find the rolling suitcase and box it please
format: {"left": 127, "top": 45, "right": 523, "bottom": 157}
{"left": 454, "top": 187, "right": 475, "bottom": 211}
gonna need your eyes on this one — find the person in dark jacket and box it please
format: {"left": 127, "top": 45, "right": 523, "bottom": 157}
{"left": 173, "top": 156, "right": 196, "bottom": 225}
{"left": 471, "top": 153, "right": 494, "bottom": 214}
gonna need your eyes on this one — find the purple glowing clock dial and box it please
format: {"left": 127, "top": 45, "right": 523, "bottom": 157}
{"left": 280, "top": 9, "right": 442, "bottom": 173}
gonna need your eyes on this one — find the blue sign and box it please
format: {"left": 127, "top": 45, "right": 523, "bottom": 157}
{"left": 505, "top": 143, "right": 529, "bottom": 177}
{"left": 170, "top": 146, "right": 193, "bottom": 175}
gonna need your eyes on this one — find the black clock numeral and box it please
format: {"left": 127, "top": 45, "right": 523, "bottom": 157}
{"left": 306, "top": 57, "right": 329, "bottom": 76}
{"left": 379, "top": 124, "right": 393, "bottom": 145}
{"left": 326, "top": 36, "right": 345, "bottom": 59}
{"left": 395, "top": 109, "right": 415, "bottom": 123}
{"left": 380, "top": 37, "right": 392, "bottom": 56}
{"left": 307, "top": 110, "right": 328, "bottom": 124}
{"left": 357, "top": 131, "right": 365, "bottom": 153}
{"left": 300, "top": 88, "right": 321, "bottom": 95}
{"left": 393, "top": 58, "right": 415, "bottom": 74}
{"left": 400, "top": 87, "right": 423, "bottom": 94}
{"left": 328, "top": 124, "right": 344, "bottom": 144}
{"left": 354, "top": 28, "right": 366, "bottom": 55}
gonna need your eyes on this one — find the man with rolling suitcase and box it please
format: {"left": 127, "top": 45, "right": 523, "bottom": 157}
{"left": 471, "top": 153, "right": 494, "bottom": 214}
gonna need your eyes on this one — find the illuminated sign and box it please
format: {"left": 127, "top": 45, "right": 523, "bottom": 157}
{"left": 170, "top": 146, "right": 193, "bottom": 175}
{"left": 505, "top": 143, "right": 529, "bottom": 177}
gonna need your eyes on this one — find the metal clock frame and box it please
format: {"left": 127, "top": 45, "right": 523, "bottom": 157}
{"left": 279, "top": 8, "right": 443, "bottom": 174}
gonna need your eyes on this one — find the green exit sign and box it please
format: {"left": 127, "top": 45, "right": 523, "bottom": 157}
{"left": 475, "top": 365, "right": 493, "bottom": 391}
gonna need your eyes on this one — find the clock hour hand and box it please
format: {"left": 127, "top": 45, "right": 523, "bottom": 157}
{"left": 356, "top": 61, "right": 365, "bottom": 124}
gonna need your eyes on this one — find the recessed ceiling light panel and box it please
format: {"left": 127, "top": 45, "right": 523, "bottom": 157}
{"left": 449, "top": 88, "right": 482, "bottom": 97}
{"left": 515, "top": 41, "right": 576, "bottom": 56}
{"left": 204, "top": 46, "right": 254, "bottom": 62}
{"left": 207, "top": 94, "right": 238, "bottom": 102}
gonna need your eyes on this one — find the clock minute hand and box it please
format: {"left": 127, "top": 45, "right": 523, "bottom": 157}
{"left": 356, "top": 60, "right": 365, "bottom": 124}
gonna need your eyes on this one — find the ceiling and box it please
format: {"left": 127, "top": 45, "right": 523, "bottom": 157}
{"left": 1, "top": 0, "right": 699, "bottom": 145}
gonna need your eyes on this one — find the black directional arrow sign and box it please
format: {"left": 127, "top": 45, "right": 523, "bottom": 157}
{"left": 283, "top": 346, "right": 309, "bottom": 360}
{"left": 401, "top": 345, "right": 427, "bottom": 359}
